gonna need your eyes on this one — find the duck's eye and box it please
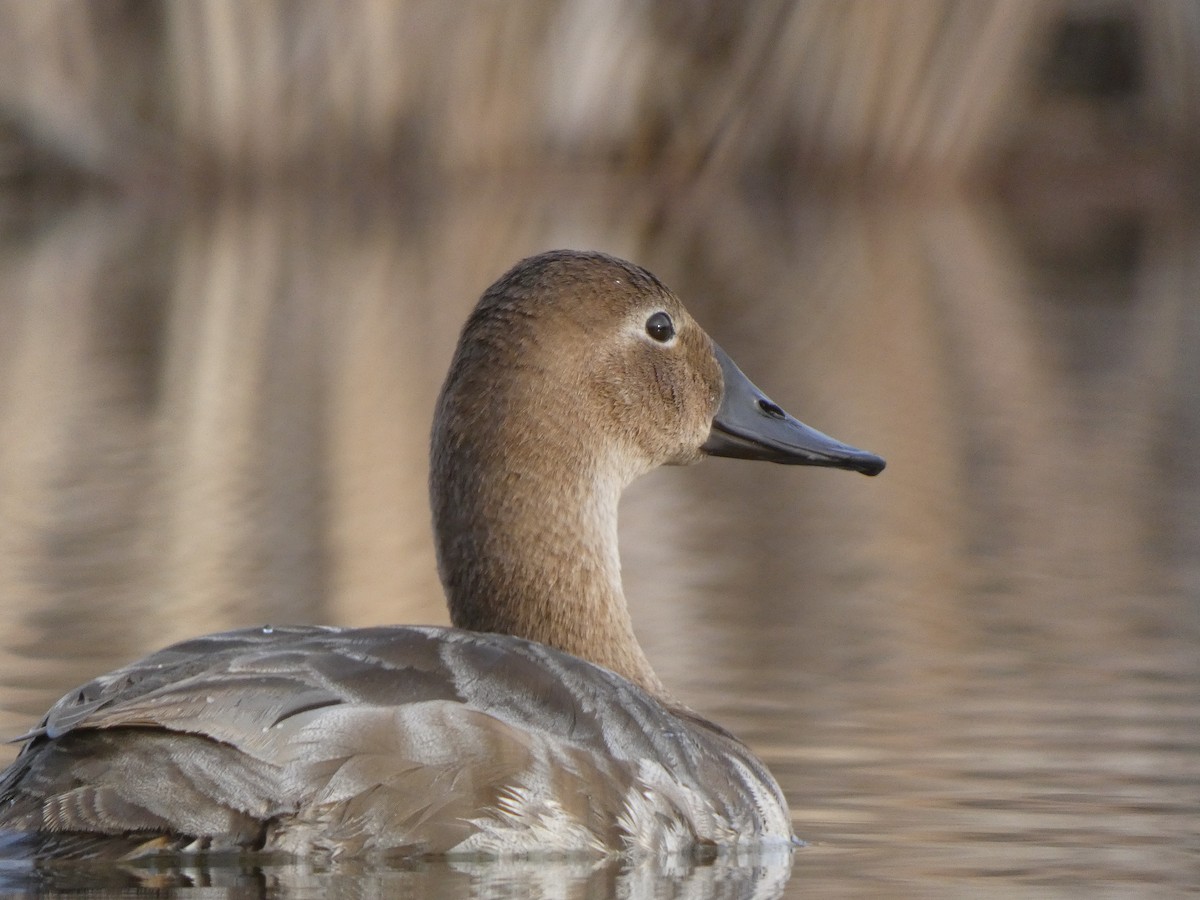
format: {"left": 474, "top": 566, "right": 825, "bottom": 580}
{"left": 645, "top": 312, "right": 675, "bottom": 343}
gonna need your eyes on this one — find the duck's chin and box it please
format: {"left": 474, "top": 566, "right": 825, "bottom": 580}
{"left": 662, "top": 445, "right": 708, "bottom": 467}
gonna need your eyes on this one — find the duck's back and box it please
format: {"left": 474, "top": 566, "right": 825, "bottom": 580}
{"left": 0, "top": 625, "right": 791, "bottom": 858}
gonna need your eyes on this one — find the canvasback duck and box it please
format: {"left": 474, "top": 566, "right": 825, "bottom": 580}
{"left": 0, "top": 250, "right": 883, "bottom": 860}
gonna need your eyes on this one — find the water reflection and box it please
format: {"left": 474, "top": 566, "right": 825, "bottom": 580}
{"left": 0, "top": 838, "right": 795, "bottom": 898}
{"left": 1, "top": 176, "right": 1198, "bottom": 895}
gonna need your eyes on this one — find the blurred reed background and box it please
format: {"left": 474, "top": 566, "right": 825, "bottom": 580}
{"left": 0, "top": 0, "right": 1198, "bottom": 770}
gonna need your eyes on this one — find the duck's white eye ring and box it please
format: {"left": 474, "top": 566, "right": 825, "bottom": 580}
{"left": 645, "top": 311, "right": 675, "bottom": 343}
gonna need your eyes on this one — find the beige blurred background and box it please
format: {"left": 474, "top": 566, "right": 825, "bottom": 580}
{"left": 0, "top": 0, "right": 1198, "bottom": 789}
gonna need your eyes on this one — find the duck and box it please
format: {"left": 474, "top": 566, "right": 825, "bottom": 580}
{"left": 0, "top": 250, "right": 884, "bottom": 861}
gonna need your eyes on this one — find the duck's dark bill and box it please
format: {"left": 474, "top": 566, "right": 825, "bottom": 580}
{"left": 702, "top": 344, "right": 886, "bottom": 476}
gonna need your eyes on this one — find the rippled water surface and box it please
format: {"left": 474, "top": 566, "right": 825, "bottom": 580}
{"left": 1, "top": 179, "right": 1198, "bottom": 896}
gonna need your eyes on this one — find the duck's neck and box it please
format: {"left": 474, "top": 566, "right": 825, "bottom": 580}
{"left": 430, "top": 421, "right": 665, "bottom": 697}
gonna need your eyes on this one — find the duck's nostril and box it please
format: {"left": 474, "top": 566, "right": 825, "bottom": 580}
{"left": 757, "top": 399, "right": 785, "bottom": 419}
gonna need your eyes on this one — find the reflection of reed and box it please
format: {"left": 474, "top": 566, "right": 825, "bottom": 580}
{"left": 1148, "top": 211, "right": 1200, "bottom": 595}
{"left": 0, "top": 205, "right": 154, "bottom": 729}
{"left": 2, "top": 185, "right": 1196, "bottom": 725}
{"left": 0, "top": 196, "right": 452, "bottom": 730}
{"left": 925, "top": 200, "right": 1200, "bottom": 642}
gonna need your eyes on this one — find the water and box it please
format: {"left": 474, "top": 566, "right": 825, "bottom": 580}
{"left": 0, "top": 177, "right": 1197, "bottom": 896}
